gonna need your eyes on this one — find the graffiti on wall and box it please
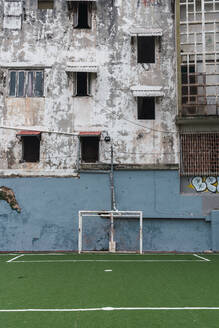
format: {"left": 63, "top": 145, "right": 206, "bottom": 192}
{"left": 190, "top": 177, "right": 219, "bottom": 193}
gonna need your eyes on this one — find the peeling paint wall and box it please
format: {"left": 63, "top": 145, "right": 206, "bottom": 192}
{"left": 0, "top": 172, "right": 214, "bottom": 252}
{"left": 0, "top": 0, "right": 177, "bottom": 176}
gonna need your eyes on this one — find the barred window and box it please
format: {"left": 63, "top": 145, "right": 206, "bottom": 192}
{"left": 9, "top": 70, "right": 44, "bottom": 97}
{"left": 180, "top": 133, "right": 219, "bottom": 176}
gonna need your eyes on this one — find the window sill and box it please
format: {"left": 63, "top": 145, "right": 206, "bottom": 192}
{"left": 72, "top": 95, "right": 92, "bottom": 98}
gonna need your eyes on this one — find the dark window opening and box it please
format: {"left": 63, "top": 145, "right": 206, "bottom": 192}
{"left": 76, "top": 72, "right": 88, "bottom": 96}
{"left": 38, "top": 0, "right": 54, "bottom": 9}
{"left": 18, "top": 72, "right": 25, "bottom": 97}
{"left": 35, "top": 71, "right": 44, "bottom": 97}
{"left": 73, "top": 2, "right": 91, "bottom": 29}
{"left": 81, "top": 137, "right": 99, "bottom": 163}
{"left": 138, "top": 97, "right": 155, "bottom": 120}
{"left": 22, "top": 136, "right": 40, "bottom": 163}
{"left": 9, "top": 71, "right": 16, "bottom": 96}
{"left": 181, "top": 65, "right": 197, "bottom": 104}
{"left": 137, "top": 36, "right": 155, "bottom": 64}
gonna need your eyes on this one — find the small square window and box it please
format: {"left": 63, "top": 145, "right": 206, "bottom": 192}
{"left": 22, "top": 136, "right": 40, "bottom": 162}
{"left": 38, "top": 0, "right": 54, "bottom": 9}
{"left": 73, "top": 1, "right": 92, "bottom": 29}
{"left": 137, "top": 97, "right": 155, "bottom": 120}
{"left": 81, "top": 136, "right": 99, "bottom": 163}
{"left": 137, "top": 36, "right": 155, "bottom": 64}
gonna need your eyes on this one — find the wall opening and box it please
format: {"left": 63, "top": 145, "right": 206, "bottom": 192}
{"left": 137, "top": 36, "right": 155, "bottom": 64}
{"left": 22, "top": 136, "right": 40, "bottom": 162}
{"left": 38, "top": 0, "right": 54, "bottom": 9}
{"left": 137, "top": 97, "right": 155, "bottom": 119}
{"left": 76, "top": 72, "right": 89, "bottom": 96}
{"left": 180, "top": 132, "right": 219, "bottom": 176}
{"left": 81, "top": 137, "right": 99, "bottom": 163}
{"left": 74, "top": 2, "right": 91, "bottom": 29}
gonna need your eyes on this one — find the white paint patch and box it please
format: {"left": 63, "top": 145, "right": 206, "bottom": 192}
{"left": 104, "top": 269, "right": 112, "bottom": 272}
{"left": 1, "top": 307, "right": 219, "bottom": 312}
{"left": 7, "top": 254, "right": 24, "bottom": 263}
{"left": 193, "top": 254, "right": 210, "bottom": 262}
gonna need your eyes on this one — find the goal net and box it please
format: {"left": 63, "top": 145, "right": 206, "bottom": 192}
{"left": 78, "top": 211, "right": 143, "bottom": 254}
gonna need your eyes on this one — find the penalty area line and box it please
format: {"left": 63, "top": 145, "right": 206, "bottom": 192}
{"left": 193, "top": 254, "right": 210, "bottom": 262}
{"left": 7, "top": 254, "right": 24, "bottom": 263}
{"left": 2, "top": 307, "right": 219, "bottom": 312}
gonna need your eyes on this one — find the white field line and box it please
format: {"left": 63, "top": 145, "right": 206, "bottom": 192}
{"left": 7, "top": 254, "right": 24, "bottom": 263}
{"left": 17, "top": 253, "right": 67, "bottom": 256}
{"left": 1, "top": 253, "right": 206, "bottom": 256}
{"left": 193, "top": 254, "right": 210, "bottom": 262}
{"left": 1, "top": 307, "right": 219, "bottom": 312}
{"left": 11, "top": 259, "right": 207, "bottom": 263}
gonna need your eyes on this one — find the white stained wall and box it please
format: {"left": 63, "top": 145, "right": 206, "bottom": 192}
{"left": 0, "top": 0, "right": 177, "bottom": 175}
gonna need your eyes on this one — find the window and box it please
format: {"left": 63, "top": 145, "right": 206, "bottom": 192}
{"left": 75, "top": 72, "right": 91, "bottom": 96}
{"left": 137, "top": 97, "right": 155, "bottom": 120}
{"left": 181, "top": 65, "right": 197, "bottom": 105}
{"left": 73, "top": 1, "right": 92, "bottom": 29}
{"left": 22, "top": 136, "right": 40, "bottom": 162}
{"left": 180, "top": 133, "right": 219, "bottom": 176}
{"left": 81, "top": 137, "right": 99, "bottom": 163}
{"left": 38, "top": 0, "right": 54, "bottom": 9}
{"left": 137, "top": 36, "right": 155, "bottom": 64}
{"left": 9, "top": 70, "right": 44, "bottom": 97}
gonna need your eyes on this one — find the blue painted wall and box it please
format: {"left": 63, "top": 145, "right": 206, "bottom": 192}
{"left": 0, "top": 170, "right": 216, "bottom": 252}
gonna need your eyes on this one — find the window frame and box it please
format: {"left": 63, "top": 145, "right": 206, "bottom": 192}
{"left": 9, "top": 70, "right": 44, "bottom": 98}
{"left": 137, "top": 97, "right": 155, "bottom": 120}
{"left": 74, "top": 72, "right": 91, "bottom": 97}
{"left": 21, "top": 135, "right": 41, "bottom": 163}
{"left": 73, "top": 1, "right": 92, "bottom": 29}
{"left": 38, "top": 0, "right": 54, "bottom": 10}
{"left": 137, "top": 36, "right": 155, "bottom": 64}
{"left": 80, "top": 136, "right": 99, "bottom": 163}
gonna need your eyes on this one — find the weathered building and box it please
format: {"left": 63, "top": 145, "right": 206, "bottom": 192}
{"left": 0, "top": 0, "right": 218, "bottom": 252}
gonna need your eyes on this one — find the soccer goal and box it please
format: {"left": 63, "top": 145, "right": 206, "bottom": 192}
{"left": 78, "top": 211, "right": 143, "bottom": 254}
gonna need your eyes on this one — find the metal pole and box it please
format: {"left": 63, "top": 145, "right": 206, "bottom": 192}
{"left": 110, "top": 142, "right": 116, "bottom": 211}
{"left": 78, "top": 211, "right": 82, "bottom": 254}
{"left": 140, "top": 211, "right": 143, "bottom": 254}
{"left": 109, "top": 212, "right": 115, "bottom": 253}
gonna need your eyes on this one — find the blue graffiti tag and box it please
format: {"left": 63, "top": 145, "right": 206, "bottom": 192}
{"left": 192, "top": 176, "right": 219, "bottom": 193}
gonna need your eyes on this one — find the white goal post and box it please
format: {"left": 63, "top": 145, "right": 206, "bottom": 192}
{"left": 78, "top": 210, "right": 143, "bottom": 254}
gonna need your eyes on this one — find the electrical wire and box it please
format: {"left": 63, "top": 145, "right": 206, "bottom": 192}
{"left": 103, "top": 107, "right": 178, "bottom": 134}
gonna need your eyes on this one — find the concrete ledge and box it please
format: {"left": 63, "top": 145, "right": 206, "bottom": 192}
{"left": 0, "top": 170, "right": 79, "bottom": 178}
{"left": 176, "top": 116, "right": 219, "bottom": 127}
{"left": 79, "top": 164, "right": 179, "bottom": 171}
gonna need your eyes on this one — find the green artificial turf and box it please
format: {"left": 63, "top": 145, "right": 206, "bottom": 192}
{"left": 0, "top": 253, "right": 219, "bottom": 328}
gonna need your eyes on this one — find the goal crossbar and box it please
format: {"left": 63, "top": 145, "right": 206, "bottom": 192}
{"left": 78, "top": 210, "right": 143, "bottom": 254}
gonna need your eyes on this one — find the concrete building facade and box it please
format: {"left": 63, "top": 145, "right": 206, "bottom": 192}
{"left": 0, "top": 0, "right": 218, "bottom": 252}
